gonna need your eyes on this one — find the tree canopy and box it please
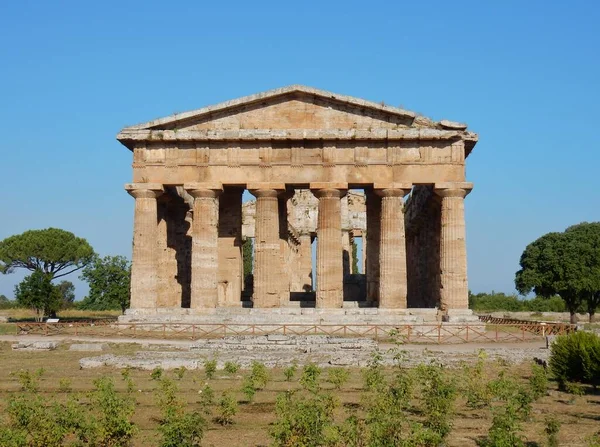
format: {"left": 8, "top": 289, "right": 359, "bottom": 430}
{"left": 80, "top": 255, "right": 131, "bottom": 313}
{"left": 0, "top": 228, "right": 95, "bottom": 279}
{"left": 515, "top": 222, "right": 600, "bottom": 323}
{"left": 14, "top": 270, "right": 62, "bottom": 321}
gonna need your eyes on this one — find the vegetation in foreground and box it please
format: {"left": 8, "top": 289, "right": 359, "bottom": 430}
{"left": 0, "top": 332, "right": 598, "bottom": 446}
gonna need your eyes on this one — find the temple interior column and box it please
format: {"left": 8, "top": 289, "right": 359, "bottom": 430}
{"left": 376, "top": 185, "right": 410, "bottom": 309}
{"left": 311, "top": 183, "right": 347, "bottom": 308}
{"left": 125, "top": 183, "right": 164, "bottom": 309}
{"left": 342, "top": 230, "right": 352, "bottom": 276}
{"left": 365, "top": 189, "right": 381, "bottom": 305}
{"left": 435, "top": 183, "right": 472, "bottom": 312}
{"left": 250, "top": 183, "right": 285, "bottom": 308}
{"left": 218, "top": 187, "right": 243, "bottom": 307}
{"left": 278, "top": 193, "right": 291, "bottom": 305}
{"left": 185, "top": 183, "right": 222, "bottom": 309}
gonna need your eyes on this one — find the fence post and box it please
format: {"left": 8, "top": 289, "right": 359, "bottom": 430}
{"left": 466, "top": 325, "right": 469, "bottom": 342}
{"left": 407, "top": 325, "right": 411, "bottom": 343}
{"left": 437, "top": 324, "right": 441, "bottom": 344}
{"left": 375, "top": 326, "right": 379, "bottom": 341}
{"left": 163, "top": 324, "right": 166, "bottom": 339}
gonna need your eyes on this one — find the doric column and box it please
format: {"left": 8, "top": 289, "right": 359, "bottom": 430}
{"left": 184, "top": 183, "right": 222, "bottom": 309}
{"left": 311, "top": 183, "right": 347, "bottom": 308}
{"left": 249, "top": 183, "right": 286, "bottom": 308}
{"left": 435, "top": 182, "right": 473, "bottom": 312}
{"left": 125, "top": 183, "right": 164, "bottom": 309}
{"left": 375, "top": 184, "right": 411, "bottom": 309}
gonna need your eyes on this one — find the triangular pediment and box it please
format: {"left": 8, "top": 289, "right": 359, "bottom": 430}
{"left": 123, "top": 85, "right": 457, "bottom": 132}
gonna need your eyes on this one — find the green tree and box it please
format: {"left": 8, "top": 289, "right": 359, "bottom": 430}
{"left": 55, "top": 281, "right": 75, "bottom": 309}
{"left": 80, "top": 256, "right": 131, "bottom": 313}
{"left": 515, "top": 224, "right": 600, "bottom": 323}
{"left": 351, "top": 238, "right": 358, "bottom": 274}
{"left": 242, "top": 238, "right": 253, "bottom": 292}
{"left": 14, "top": 270, "right": 62, "bottom": 320}
{"left": 0, "top": 228, "right": 95, "bottom": 278}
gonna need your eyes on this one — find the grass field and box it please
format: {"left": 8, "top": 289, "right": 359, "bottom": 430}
{"left": 0, "top": 341, "right": 599, "bottom": 446}
{"left": 0, "top": 308, "right": 121, "bottom": 322}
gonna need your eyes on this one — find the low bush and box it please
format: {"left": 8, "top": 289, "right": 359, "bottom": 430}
{"left": 549, "top": 331, "right": 600, "bottom": 389}
{"left": 204, "top": 359, "right": 217, "bottom": 380}
{"left": 224, "top": 361, "right": 240, "bottom": 374}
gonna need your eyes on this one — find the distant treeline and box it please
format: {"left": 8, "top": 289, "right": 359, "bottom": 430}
{"left": 469, "top": 291, "right": 570, "bottom": 313}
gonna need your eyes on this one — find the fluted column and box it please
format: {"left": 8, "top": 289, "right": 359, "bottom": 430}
{"left": 311, "top": 183, "right": 347, "bottom": 308}
{"left": 435, "top": 182, "right": 473, "bottom": 312}
{"left": 376, "top": 184, "right": 411, "bottom": 309}
{"left": 249, "top": 183, "right": 285, "bottom": 308}
{"left": 298, "top": 233, "right": 313, "bottom": 292}
{"left": 125, "top": 183, "right": 164, "bottom": 309}
{"left": 185, "top": 183, "right": 222, "bottom": 309}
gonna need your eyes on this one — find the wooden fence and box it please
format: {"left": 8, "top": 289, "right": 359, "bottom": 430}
{"left": 13, "top": 320, "right": 575, "bottom": 343}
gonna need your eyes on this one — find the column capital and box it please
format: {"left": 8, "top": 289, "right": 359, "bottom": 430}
{"left": 434, "top": 182, "right": 473, "bottom": 198}
{"left": 374, "top": 183, "right": 412, "bottom": 198}
{"left": 125, "top": 183, "right": 164, "bottom": 199}
{"left": 310, "top": 182, "right": 348, "bottom": 199}
{"left": 184, "top": 182, "right": 223, "bottom": 199}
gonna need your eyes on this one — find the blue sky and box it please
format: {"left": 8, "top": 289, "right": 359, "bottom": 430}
{"left": 1, "top": 0, "right": 599, "bottom": 299}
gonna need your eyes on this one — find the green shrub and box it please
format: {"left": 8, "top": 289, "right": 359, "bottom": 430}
{"left": 416, "top": 363, "right": 457, "bottom": 440}
{"left": 198, "top": 384, "right": 215, "bottom": 412}
{"left": 89, "top": 376, "right": 137, "bottom": 446}
{"left": 362, "top": 350, "right": 385, "bottom": 391}
{"left": 155, "top": 378, "right": 206, "bottom": 447}
{"left": 151, "top": 366, "right": 164, "bottom": 381}
{"left": 300, "top": 363, "right": 322, "bottom": 392}
{"left": 241, "top": 376, "right": 256, "bottom": 402}
{"left": 327, "top": 368, "right": 350, "bottom": 390}
{"left": 204, "top": 359, "right": 217, "bottom": 380}
{"left": 464, "top": 351, "right": 492, "bottom": 409}
{"left": 173, "top": 366, "right": 187, "bottom": 380}
{"left": 224, "top": 361, "right": 240, "bottom": 374}
{"left": 283, "top": 363, "right": 297, "bottom": 382}
{"left": 529, "top": 363, "right": 548, "bottom": 400}
{"left": 545, "top": 416, "right": 560, "bottom": 447}
{"left": 549, "top": 331, "right": 600, "bottom": 388}
{"left": 270, "top": 390, "right": 337, "bottom": 446}
{"left": 250, "top": 361, "right": 270, "bottom": 390}
{"left": 214, "top": 392, "right": 238, "bottom": 426}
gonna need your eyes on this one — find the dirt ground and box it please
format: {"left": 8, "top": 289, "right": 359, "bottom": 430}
{"left": 0, "top": 336, "right": 599, "bottom": 446}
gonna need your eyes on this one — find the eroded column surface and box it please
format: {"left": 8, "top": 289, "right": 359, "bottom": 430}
{"left": 250, "top": 184, "right": 285, "bottom": 308}
{"left": 298, "top": 233, "right": 313, "bottom": 292}
{"left": 312, "top": 184, "right": 346, "bottom": 308}
{"left": 376, "top": 185, "right": 410, "bottom": 309}
{"left": 126, "top": 183, "right": 164, "bottom": 309}
{"left": 435, "top": 183, "right": 472, "bottom": 311}
{"left": 185, "top": 183, "right": 222, "bottom": 309}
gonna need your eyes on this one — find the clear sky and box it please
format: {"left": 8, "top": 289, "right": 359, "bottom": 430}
{"left": 1, "top": 0, "right": 599, "bottom": 299}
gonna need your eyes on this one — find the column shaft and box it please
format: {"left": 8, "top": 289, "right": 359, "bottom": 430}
{"left": 251, "top": 189, "right": 282, "bottom": 308}
{"left": 126, "top": 184, "right": 163, "bottom": 309}
{"left": 313, "top": 188, "right": 345, "bottom": 308}
{"left": 436, "top": 185, "right": 471, "bottom": 311}
{"left": 377, "top": 188, "right": 409, "bottom": 309}
{"left": 187, "top": 186, "right": 221, "bottom": 309}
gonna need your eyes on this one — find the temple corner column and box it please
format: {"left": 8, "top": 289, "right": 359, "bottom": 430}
{"left": 184, "top": 182, "right": 223, "bottom": 310}
{"left": 125, "top": 182, "right": 164, "bottom": 310}
{"left": 434, "top": 182, "right": 473, "bottom": 317}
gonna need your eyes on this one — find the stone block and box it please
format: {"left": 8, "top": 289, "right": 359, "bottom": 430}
{"left": 12, "top": 341, "right": 59, "bottom": 351}
{"left": 267, "top": 334, "right": 289, "bottom": 342}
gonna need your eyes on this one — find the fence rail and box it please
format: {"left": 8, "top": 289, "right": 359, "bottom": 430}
{"left": 13, "top": 320, "right": 575, "bottom": 343}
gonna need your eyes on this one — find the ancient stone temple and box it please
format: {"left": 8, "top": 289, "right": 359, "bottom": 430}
{"left": 117, "top": 85, "right": 478, "bottom": 323}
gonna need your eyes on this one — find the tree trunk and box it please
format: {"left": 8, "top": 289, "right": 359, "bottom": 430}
{"left": 570, "top": 310, "right": 577, "bottom": 324}
{"left": 590, "top": 310, "right": 596, "bottom": 323}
